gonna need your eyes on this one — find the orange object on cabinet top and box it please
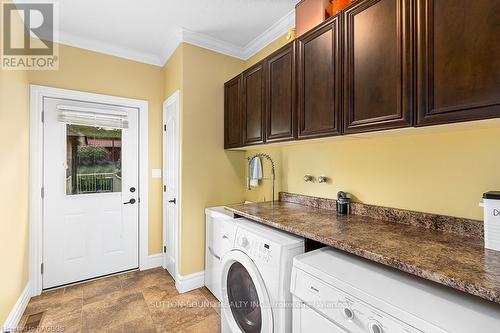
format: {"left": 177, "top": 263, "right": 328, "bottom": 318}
{"left": 295, "top": 0, "right": 356, "bottom": 37}
{"left": 295, "top": 0, "right": 332, "bottom": 37}
{"left": 331, "top": 0, "right": 353, "bottom": 14}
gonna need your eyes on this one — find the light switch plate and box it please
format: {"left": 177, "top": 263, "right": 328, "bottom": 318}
{"left": 151, "top": 169, "right": 162, "bottom": 178}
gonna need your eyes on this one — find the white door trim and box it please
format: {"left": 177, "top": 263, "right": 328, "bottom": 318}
{"left": 162, "top": 90, "right": 180, "bottom": 280}
{"left": 29, "top": 84, "right": 149, "bottom": 296}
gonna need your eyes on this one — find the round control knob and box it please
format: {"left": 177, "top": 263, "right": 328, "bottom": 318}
{"left": 342, "top": 307, "right": 354, "bottom": 321}
{"left": 239, "top": 237, "right": 249, "bottom": 248}
{"left": 369, "top": 321, "right": 383, "bottom": 333}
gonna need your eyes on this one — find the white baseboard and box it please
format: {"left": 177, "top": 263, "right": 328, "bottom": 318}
{"left": 175, "top": 271, "right": 205, "bottom": 294}
{"left": 142, "top": 253, "right": 163, "bottom": 270}
{"left": 2, "top": 283, "right": 31, "bottom": 333}
{"left": 163, "top": 254, "right": 175, "bottom": 278}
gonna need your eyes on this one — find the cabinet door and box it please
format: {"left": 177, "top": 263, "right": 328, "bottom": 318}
{"left": 343, "top": 0, "right": 413, "bottom": 134}
{"left": 265, "top": 43, "right": 297, "bottom": 142}
{"left": 242, "top": 61, "right": 265, "bottom": 146}
{"left": 297, "top": 17, "right": 341, "bottom": 139}
{"left": 416, "top": 0, "right": 500, "bottom": 126}
{"left": 224, "top": 75, "right": 242, "bottom": 149}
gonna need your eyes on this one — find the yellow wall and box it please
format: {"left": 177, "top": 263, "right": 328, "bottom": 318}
{"left": 178, "top": 43, "right": 245, "bottom": 275}
{"left": 0, "top": 7, "right": 30, "bottom": 324}
{"left": 163, "top": 45, "right": 184, "bottom": 98}
{"left": 0, "top": 64, "right": 30, "bottom": 325}
{"left": 29, "top": 45, "right": 165, "bottom": 254}
{"left": 245, "top": 122, "right": 500, "bottom": 220}
{"left": 164, "top": 34, "right": 291, "bottom": 275}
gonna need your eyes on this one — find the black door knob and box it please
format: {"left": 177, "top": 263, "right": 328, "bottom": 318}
{"left": 168, "top": 198, "right": 176, "bottom": 204}
{"left": 124, "top": 198, "right": 136, "bottom": 205}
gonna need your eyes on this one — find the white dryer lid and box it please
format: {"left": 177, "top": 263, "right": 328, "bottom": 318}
{"left": 293, "top": 248, "right": 500, "bottom": 333}
{"left": 205, "top": 206, "right": 235, "bottom": 219}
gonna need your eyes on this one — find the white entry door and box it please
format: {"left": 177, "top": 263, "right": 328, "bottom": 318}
{"left": 43, "top": 97, "right": 139, "bottom": 289}
{"left": 163, "top": 91, "right": 179, "bottom": 278}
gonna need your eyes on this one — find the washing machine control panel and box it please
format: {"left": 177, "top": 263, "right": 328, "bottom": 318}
{"left": 235, "top": 230, "right": 274, "bottom": 264}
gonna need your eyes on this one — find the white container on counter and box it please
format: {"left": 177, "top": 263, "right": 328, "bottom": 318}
{"left": 481, "top": 191, "right": 500, "bottom": 252}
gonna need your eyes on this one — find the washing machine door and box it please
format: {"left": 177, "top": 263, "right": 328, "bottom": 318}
{"left": 221, "top": 250, "right": 273, "bottom": 333}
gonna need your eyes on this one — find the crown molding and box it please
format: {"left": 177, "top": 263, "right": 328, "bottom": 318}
{"left": 160, "top": 9, "right": 295, "bottom": 65}
{"left": 59, "top": 31, "right": 163, "bottom": 66}
{"left": 55, "top": 9, "right": 295, "bottom": 67}
{"left": 242, "top": 9, "right": 295, "bottom": 60}
{"left": 181, "top": 29, "right": 246, "bottom": 60}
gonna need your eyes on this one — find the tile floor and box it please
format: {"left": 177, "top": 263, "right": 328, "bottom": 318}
{"left": 18, "top": 268, "right": 221, "bottom": 333}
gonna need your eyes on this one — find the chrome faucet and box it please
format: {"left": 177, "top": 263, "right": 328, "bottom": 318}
{"left": 247, "top": 153, "right": 276, "bottom": 207}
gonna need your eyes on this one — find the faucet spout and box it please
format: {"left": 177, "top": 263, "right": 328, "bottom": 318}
{"left": 247, "top": 153, "right": 276, "bottom": 207}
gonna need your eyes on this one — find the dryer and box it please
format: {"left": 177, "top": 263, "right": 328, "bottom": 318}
{"left": 220, "top": 218, "right": 304, "bottom": 333}
{"left": 291, "top": 247, "right": 500, "bottom": 333}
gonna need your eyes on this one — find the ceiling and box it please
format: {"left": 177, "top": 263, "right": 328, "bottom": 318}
{"left": 46, "top": 0, "right": 297, "bottom": 66}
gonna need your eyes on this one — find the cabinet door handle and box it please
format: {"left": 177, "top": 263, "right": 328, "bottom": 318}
{"left": 208, "top": 246, "right": 220, "bottom": 260}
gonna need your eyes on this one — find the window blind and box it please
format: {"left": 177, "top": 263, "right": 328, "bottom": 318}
{"left": 57, "top": 104, "right": 129, "bottom": 129}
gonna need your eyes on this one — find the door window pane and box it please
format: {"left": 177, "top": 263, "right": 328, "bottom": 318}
{"left": 66, "top": 125, "right": 122, "bottom": 195}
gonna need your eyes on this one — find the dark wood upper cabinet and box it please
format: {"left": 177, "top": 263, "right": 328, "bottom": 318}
{"left": 265, "top": 42, "right": 297, "bottom": 142}
{"left": 241, "top": 61, "right": 266, "bottom": 146}
{"left": 416, "top": 0, "right": 500, "bottom": 126}
{"left": 343, "top": 0, "right": 413, "bottom": 134}
{"left": 297, "top": 17, "right": 341, "bottom": 139}
{"left": 224, "top": 75, "right": 242, "bottom": 149}
{"left": 224, "top": 1, "right": 500, "bottom": 148}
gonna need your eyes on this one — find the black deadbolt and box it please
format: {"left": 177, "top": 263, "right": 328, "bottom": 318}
{"left": 130, "top": 187, "right": 136, "bottom": 193}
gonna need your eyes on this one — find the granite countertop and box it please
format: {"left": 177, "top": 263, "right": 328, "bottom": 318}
{"left": 225, "top": 200, "right": 500, "bottom": 305}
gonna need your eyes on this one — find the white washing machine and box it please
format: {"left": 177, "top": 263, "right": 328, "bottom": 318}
{"left": 205, "top": 207, "right": 240, "bottom": 301}
{"left": 291, "top": 247, "right": 500, "bottom": 333}
{"left": 220, "top": 217, "right": 304, "bottom": 333}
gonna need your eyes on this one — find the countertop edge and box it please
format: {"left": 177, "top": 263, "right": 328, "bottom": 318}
{"left": 224, "top": 206, "right": 500, "bottom": 304}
